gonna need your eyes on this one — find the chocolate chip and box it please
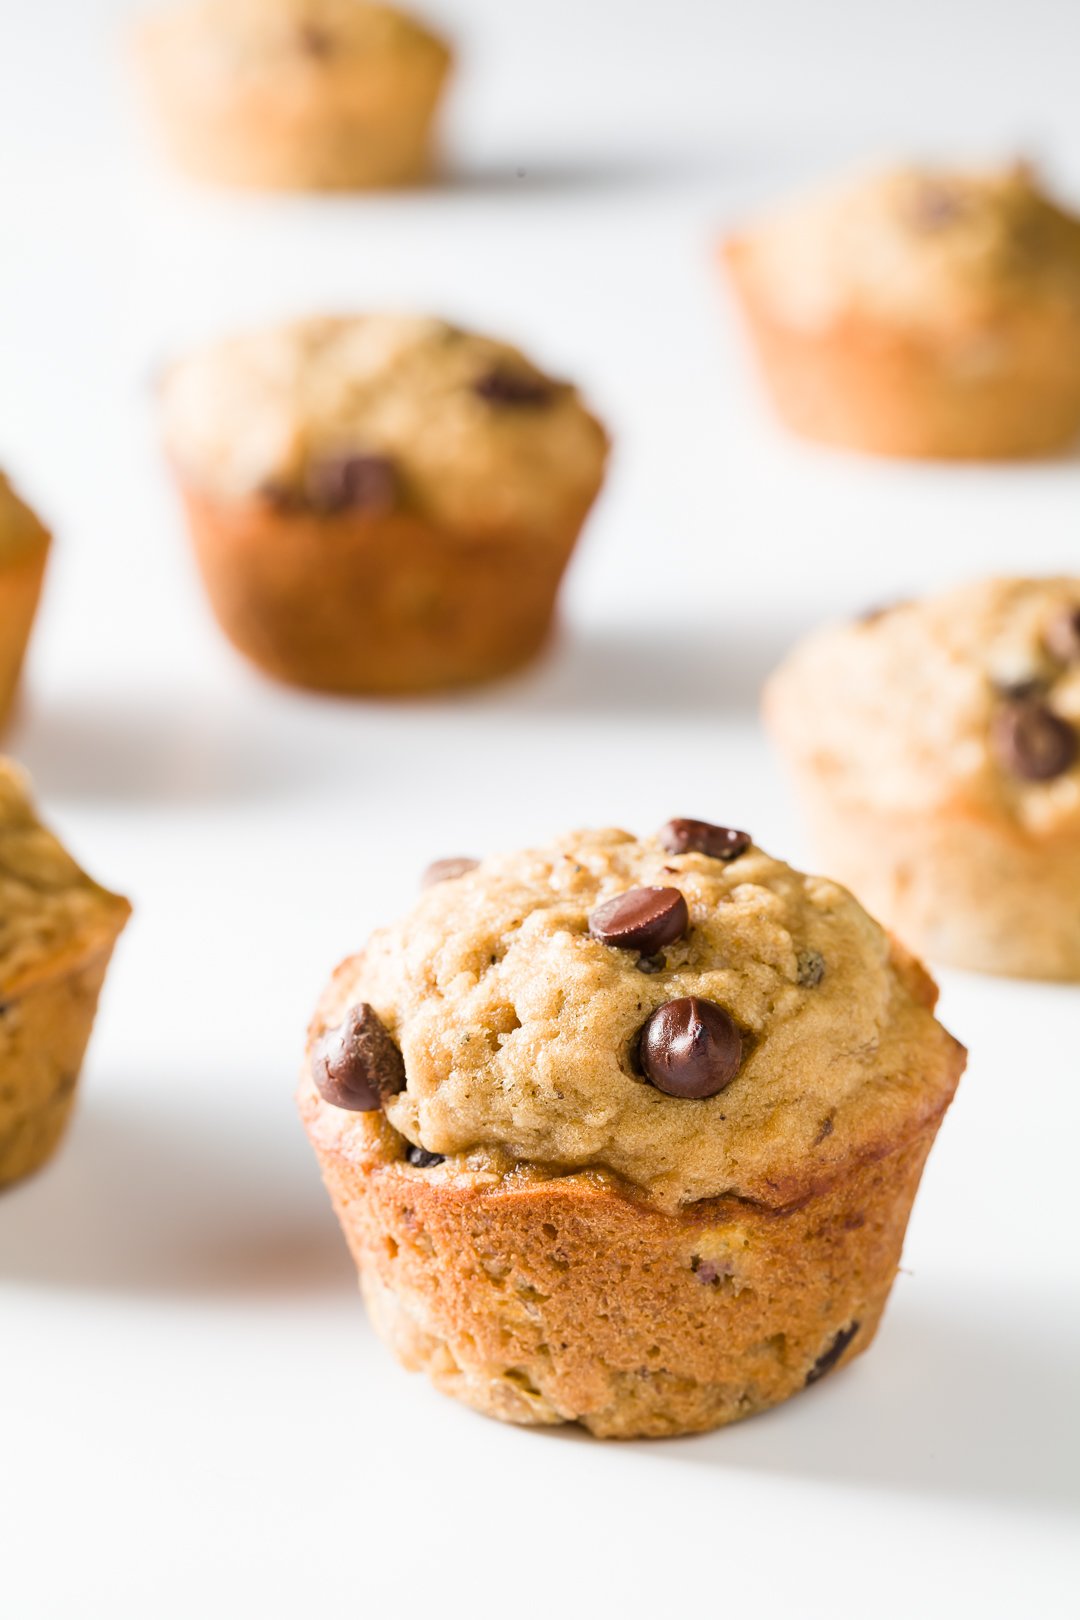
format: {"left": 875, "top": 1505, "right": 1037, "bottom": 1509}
{"left": 298, "top": 23, "right": 334, "bottom": 56}
{"left": 637, "top": 997, "right": 742, "bottom": 1098}
{"left": 658, "top": 819, "right": 751, "bottom": 862}
{"left": 305, "top": 453, "right": 397, "bottom": 516}
{"left": 589, "top": 887, "right": 689, "bottom": 956}
{"left": 421, "top": 857, "right": 479, "bottom": 889}
{"left": 406, "top": 1145, "right": 445, "bottom": 1168}
{"left": 690, "top": 1257, "right": 727, "bottom": 1286}
{"left": 473, "top": 367, "right": 554, "bottom": 407}
{"left": 797, "top": 949, "right": 825, "bottom": 988}
{"left": 805, "top": 1321, "right": 860, "bottom": 1386}
{"left": 1045, "top": 605, "right": 1080, "bottom": 664}
{"left": 637, "top": 953, "right": 666, "bottom": 975}
{"left": 991, "top": 700, "right": 1078, "bottom": 781}
{"left": 312, "top": 1003, "right": 406, "bottom": 1112}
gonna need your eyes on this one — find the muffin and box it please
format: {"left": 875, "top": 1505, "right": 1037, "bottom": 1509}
{"left": 0, "top": 761, "right": 130, "bottom": 1188}
{"left": 159, "top": 315, "right": 609, "bottom": 694}
{"left": 766, "top": 578, "right": 1080, "bottom": 979}
{"left": 722, "top": 162, "right": 1080, "bottom": 458}
{"left": 298, "top": 821, "right": 965, "bottom": 1438}
{"left": 135, "top": 0, "right": 452, "bottom": 191}
{"left": 0, "top": 472, "right": 50, "bottom": 733}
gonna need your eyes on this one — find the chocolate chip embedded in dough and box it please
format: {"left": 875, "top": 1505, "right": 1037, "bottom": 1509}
{"left": 473, "top": 367, "right": 555, "bottom": 407}
{"left": 636, "top": 997, "right": 742, "bottom": 1099}
{"left": 805, "top": 1321, "right": 861, "bottom": 1386}
{"left": 589, "top": 887, "right": 689, "bottom": 956}
{"left": 312, "top": 1003, "right": 406, "bottom": 1112}
{"left": 797, "top": 949, "right": 826, "bottom": 988}
{"left": 305, "top": 453, "right": 397, "bottom": 516}
{"left": 421, "top": 857, "right": 479, "bottom": 889}
{"left": 406, "top": 1145, "right": 446, "bottom": 1168}
{"left": 1044, "top": 605, "right": 1080, "bottom": 664}
{"left": 658, "top": 819, "right": 751, "bottom": 861}
{"left": 991, "top": 700, "right": 1078, "bottom": 782}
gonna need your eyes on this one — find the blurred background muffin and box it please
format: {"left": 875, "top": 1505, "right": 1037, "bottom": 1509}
{"left": 722, "top": 162, "right": 1080, "bottom": 458}
{"left": 0, "top": 470, "right": 50, "bottom": 734}
{"left": 134, "top": 0, "right": 452, "bottom": 190}
{"left": 765, "top": 577, "right": 1080, "bottom": 978}
{"left": 158, "top": 313, "right": 609, "bottom": 693}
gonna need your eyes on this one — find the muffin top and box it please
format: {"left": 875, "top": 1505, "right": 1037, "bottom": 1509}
{"left": 0, "top": 762, "right": 130, "bottom": 996}
{"left": 159, "top": 315, "right": 609, "bottom": 536}
{"left": 140, "top": 0, "right": 449, "bottom": 75}
{"left": 0, "top": 472, "right": 50, "bottom": 564}
{"left": 766, "top": 577, "right": 1080, "bottom": 838}
{"left": 300, "top": 824, "right": 964, "bottom": 1212}
{"left": 729, "top": 162, "right": 1080, "bottom": 333}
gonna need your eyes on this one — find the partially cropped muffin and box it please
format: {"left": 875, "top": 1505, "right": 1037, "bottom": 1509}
{"left": 159, "top": 315, "right": 609, "bottom": 694}
{"left": 298, "top": 821, "right": 964, "bottom": 1438}
{"left": 0, "top": 762, "right": 130, "bottom": 1188}
{"left": 0, "top": 472, "right": 50, "bottom": 733}
{"left": 135, "top": 0, "right": 452, "bottom": 191}
{"left": 766, "top": 578, "right": 1080, "bottom": 979}
{"left": 722, "top": 162, "right": 1080, "bottom": 458}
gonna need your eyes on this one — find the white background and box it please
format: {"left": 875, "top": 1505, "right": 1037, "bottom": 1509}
{"left": 1, "top": 2, "right": 1078, "bottom": 1614}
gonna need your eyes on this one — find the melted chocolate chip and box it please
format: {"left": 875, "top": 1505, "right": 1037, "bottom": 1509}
{"left": 589, "top": 887, "right": 689, "bottom": 956}
{"left": 421, "top": 857, "right": 479, "bottom": 889}
{"left": 637, "top": 997, "right": 742, "bottom": 1098}
{"left": 1045, "top": 605, "right": 1080, "bottom": 664}
{"left": 658, "top": 819, "right": 751, "bottom": 861}
{"left": 991, "top": 700, "right": 1078, "bottom": 781}
{"left": 406, "top": 1145, "right": 445, "bottom": 1168}
{"left": 312, "top": 1004, "right": 406, "bottom": 1112}
{"left": 805, "top": 1321, "right": 860, "bottom": 1386}
{"left": 473, "top": 367, "right": 554, "bottom": 407}
{"left": 305, "top": 453, "right": 397, "bottom": 516}
{"left": 797, "top": 949, "right": 826, "bottom": 988}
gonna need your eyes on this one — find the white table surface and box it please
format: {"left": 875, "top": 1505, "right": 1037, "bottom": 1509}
{"left": 1, "top": 3, "right": 1078, "bottom": 1614}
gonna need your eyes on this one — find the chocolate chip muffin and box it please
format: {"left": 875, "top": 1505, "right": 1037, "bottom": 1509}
{"left": 0, "top": 472, "right": 50, "bottom": 733}
{"left": 298, "top": 822, "right": 964, "bottom": 1438}
{"left": 766, "top": 578, "right": 1080, "bottom": 979}
{"left": 159, "top": 315, "right": 609, "bottom": 694}
{"left": 0, "top": 761, "right": 130, "bottom": 1188}
{"left": 722, "top": 162, "right": 1080, "bottom": 458}
{"left": 135, "top": 0, "right": 452, "bottom": 191}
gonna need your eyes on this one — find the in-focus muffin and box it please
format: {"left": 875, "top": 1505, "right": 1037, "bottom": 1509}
{"left": 159, "top": 315, "right": 609, "bottom": 694}
{"left": 135, "top": 0, "right": 452, "bottom": 191}
{"left": 766, "top": 578, "right": 1080, "bottom": 979}
{"left": 0, "top": 472, "right": 50, "bottom": 733}
{"left": 0, "top": 762, "right": 130, "bottom": 1189}
{"left": 298, "top": 821, "right": 964, "bottom": 1438}
{"left": 722, "top": 162, "right": 1080, "bottom": 458}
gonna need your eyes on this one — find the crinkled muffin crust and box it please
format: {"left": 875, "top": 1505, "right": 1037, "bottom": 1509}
{"left": 299, "top": 825, "right": 964, "bottom": 1435}
{"left": 766, "top": 578, "right": 1080, "bottom": 976}
{"left": 160, "top": 314, "right": 608, "bottom": 536}
{"left": 0, "top": 761, "right": 130, "bottom": 1186}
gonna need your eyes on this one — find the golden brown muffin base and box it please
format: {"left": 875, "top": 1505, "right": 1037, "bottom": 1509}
{"left": 136, "top": 39, "right": 450, "bottom": 191}
{"left": 0, "top": 539, "right": 48, "bottom": 734}
{"left": 0, "top": 940, "right": 124, "bottom": 1189}
{"left": 789, "top": 780, "right": 1080, "bottom": 980}
{"left": 177, "top": 482, "right": 591, "bottom": 694}
{"left": 723, "top": 240, "right": 1080, "bottom": 459}
{"left": 301, "top": 1098, "right": 950, "bottom": 1439}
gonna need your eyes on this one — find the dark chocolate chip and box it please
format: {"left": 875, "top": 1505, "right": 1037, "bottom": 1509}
{"left": 406, "top": 1145, "right": 446, "bottom": 1168}
{"left": 805, "top": 1321, "right": 860, "bottom": 1386}
{"left": 312, "top": 1003, "right": 406, "bottom": 1112}
{"left": 1045, "top": 605, "right": 1080, "bottom": 664}
{"left": 991, "top": 700, "right": 1078, "bottom": 781}
{"left": 589, "top": 887, "right": 689, "bottom": 956}
{"left": 473, "top": 367, "right": 554, "bottom": 407}
{"left": 421, "top": 857, "right": 479, "bottom": 889}
{"left": 797, "top": 949, "right": 826, "bottom": 988}
{"left": 637, "top": 953, "right": 666, "bottom": 975}
{"left": 637, "top": 997, "right": 742, "bottom": 1099}
{"left": 690, "top": 1256, "right": 728, "bottom": 1286}
{"left": 305, "top": 453, "right": 397, "bottom": 516}
{"left": 658, "top": 819, "right": 751, "bottom": 862}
